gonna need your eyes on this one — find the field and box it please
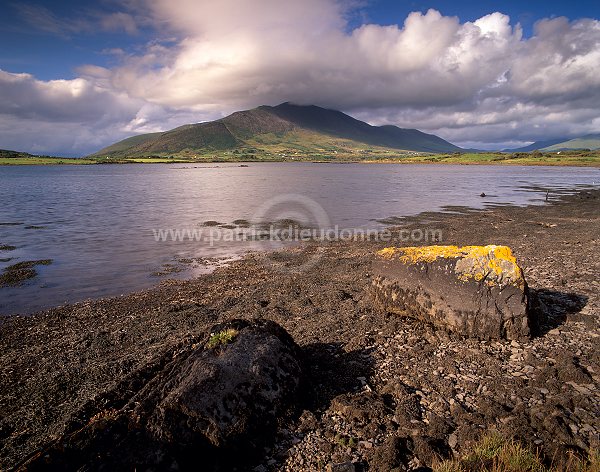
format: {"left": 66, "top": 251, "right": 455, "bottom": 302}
{"left": 364, "top": 150, "right": 600, "bottom": 166}
{"left": 2, "top": 149, "right": 600, "bottom": 166}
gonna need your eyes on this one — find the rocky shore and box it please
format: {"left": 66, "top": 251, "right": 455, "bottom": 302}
{"left": 0, "top": 189, "right": 599, "bottom": 470}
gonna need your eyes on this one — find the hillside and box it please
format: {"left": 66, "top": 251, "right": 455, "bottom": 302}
{"left": 504, "top": 138, "right": 568, "bottom": 152}
{"left": 506, "top": 134, "right": 600, "bottom": 152}
{"left": 89, "top": 103, "right": 462, "bottom": 159}
{"left": 542, "top": 134, "right": 600, "bottom": 151}
{"left": 0, "top": 149, "right": 45, "bottom": 159}
{"left": 0, "top": 149, "right": 96, "bottom": 165}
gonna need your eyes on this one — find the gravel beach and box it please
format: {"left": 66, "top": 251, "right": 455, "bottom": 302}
{"left": 1, "top": 189, "right": 599, "bottom": 470}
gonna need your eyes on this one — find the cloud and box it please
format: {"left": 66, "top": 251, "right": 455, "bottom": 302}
{"left": 0, "top": 69, "right": 196, "bottom": 155}
{"left": 13, "top": 4, "right": 90, "bottom": 36}
{"left": 1, "top": 0, "right": 599, "bottom": 154}
{"left": 13, "top": 3, "right": 140, "bottom": 37}
{"left": 100, "top": 12, "right": 139, "bottom": 35}
{"left": 103, "top": 1, "right": 600, "bottom": 148}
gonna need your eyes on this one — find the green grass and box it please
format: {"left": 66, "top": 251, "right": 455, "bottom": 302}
{"left": 365, "top": 150, "right": 600, "bottom": 167}
{"left": 334, "top": 434, "right": 358, "bottom": 449}
{"left": 206, "top": 328, "right": 239, "bottom": 349}
{"left": 0, "top": 157, "right": 97, "bottom": 165}
{"left": 434, "top": 434, "right": 600, "bottom": 472}
{"left": 2, "top": 148, "right": 599, "bottom": 167}
{"left": 124, "top": 158, "right": 190, "bottom": 163}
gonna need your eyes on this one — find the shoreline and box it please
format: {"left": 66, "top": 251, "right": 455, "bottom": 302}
{"left": 1, "top": 189, "right": 599, "bottom": 469}
{"left": 2, "top": 151, "right": 600, "bottom": 167}
{"left": 2, "top": 160, "right": 600, "bottom": 167}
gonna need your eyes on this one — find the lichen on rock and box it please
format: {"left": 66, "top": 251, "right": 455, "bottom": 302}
{"left": 376, "top": 245, "right": 524, "bottom": 289}
{"left": 372, "top": 245, "right": 534, "bottom": 340}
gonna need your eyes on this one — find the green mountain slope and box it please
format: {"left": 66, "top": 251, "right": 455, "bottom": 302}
{"left": 503, "top": 138, "right": 568, "bottom": 152}
{"left": 541, "top": 134, "right": 600, "bottom": 151}
{"left": 505, "top": 134, "right": 600, "bottom": 152}
{"left": 93, "top": 132, "right": 163, "bottom": 157}
{"left": 89, "top": 103, "right": 462, "bottom": 158}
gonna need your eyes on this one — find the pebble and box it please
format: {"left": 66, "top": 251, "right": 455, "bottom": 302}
{"left": 327, "top": 462, "right": 356, "bottom": 472}
{"left": 358, "top": 440, "right": 373, "bottom": 449}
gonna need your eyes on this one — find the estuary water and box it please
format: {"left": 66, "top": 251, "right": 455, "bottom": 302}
{"left": 1, "top": 162, "right": 598, "bottom": 314}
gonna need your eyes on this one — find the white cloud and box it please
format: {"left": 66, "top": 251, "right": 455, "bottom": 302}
{"left": 1, "top": 0, "right": 599, "bottom": 154}
{"left": 0, "top": 69, "right": 192, "bottom": 155}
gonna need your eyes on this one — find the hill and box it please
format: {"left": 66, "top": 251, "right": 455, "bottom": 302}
{"left": 89, "top": 103, "right": 463, "bottom": 159}
{"left": 0, "top": 149, "right": 97, "bottom": 165}
{"left": 505, "top": 134, "right": 600, "bottom": 152}
{"left": 503, "top": 138, "right": 568, "bottom": 152}
{"left": 541, "top": 134, "right": 600, "bottom": 151}
{"left": 0, "top": 149, "right": 43, "bottom": 159}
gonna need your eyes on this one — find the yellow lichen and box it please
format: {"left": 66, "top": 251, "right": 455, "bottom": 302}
{"left": 376, "top": 245, "right": 523, "bottom": 288}
{"left": 377, "top": 247, "right": 398, "bottom": 259}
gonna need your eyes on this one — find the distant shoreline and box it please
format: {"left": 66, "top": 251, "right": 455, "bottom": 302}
{"left": 2, "top": 150, "right": 600, "bottom": 167}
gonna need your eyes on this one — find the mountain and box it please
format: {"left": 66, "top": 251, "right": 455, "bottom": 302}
{"left": 0, "top": 149, "right": 40, "bottom": 159}
{"left": 90, "top": 103, "right": 462, "bottom": 158}
{"left": 505, "top": 134, "right": 600, "bottom": 152}
{"left": 541, "top": 134, "right": 600, "bottom": 151}
{"left": 504, "top": 138, "right": 569, "bottom": 152}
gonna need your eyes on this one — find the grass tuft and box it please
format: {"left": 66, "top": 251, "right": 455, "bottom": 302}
{"left": 206, "top": 328, "right": 239, "bottom": 349}
{"left": 434, "top": 434, "right": 599, "bottom": 472}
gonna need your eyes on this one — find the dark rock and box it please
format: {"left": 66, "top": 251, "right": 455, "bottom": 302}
{"left": 0, "top": 259, "right": 53, "bottom": 287}
{"left": 411, "top": 435, "right": 451, "bottom": 465}
{"left": 554, "top": 352, "right": 593, "bottom": 384}
{"left": 144, "top": 319, "right": 302, "bottom": 449}
{"left": 24, "top": 319, "right": 302, "bottom": 471}
{"left": 371, "top": 245, "right": 533, "bottom": 340}
{"left": 330, "top": 392, "right": 394, "bottom": 438}
{"left": 370, "top": 436, "right": 409, "bottom": 471}
{"left": 298, "top": 410, "right": 319, "bottom": 433}
{"left": 381, "top": 381, "right": 422, "bottom": 429}
{"left": 327, "top": 461, "right": 357, "bottom": 472}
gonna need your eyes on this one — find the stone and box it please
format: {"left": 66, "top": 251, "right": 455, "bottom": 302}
{"left": 448, "top": 432, "right": 458, "bottom": 449}
{"left": 371, "top": 245, "right": 534, "bottom": 340}
{"left": 145, "top": 319, "right": 303, "bottom": 449}
{"left": 370, "top": 436, "right": 408, "bottom": 471}
{"left": 327, "top": 461, "right": 356, "bottom": 472}
{"left": 23, "top": 319, "right": 303, "bottom": 471}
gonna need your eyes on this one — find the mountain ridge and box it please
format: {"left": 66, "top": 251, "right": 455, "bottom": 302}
{"left": 90, "top": 103, "right": 463, "bottom": 158}
{"left": 504, "top": 134, "right": 600, "bottom": 152}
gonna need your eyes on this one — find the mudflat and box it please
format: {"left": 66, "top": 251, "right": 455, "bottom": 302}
{"left": 0, "top": 189, "right": 599, "bottom": 470}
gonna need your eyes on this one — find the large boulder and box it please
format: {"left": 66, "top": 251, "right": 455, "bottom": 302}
{"left": 25, "top": 319, "right": 303, "bottom": 471}
{"left": 143, "top": 318, "right": 303, "bottom": 450}
{"left": 371, "top": 245, "right": 534, "bottom": 340}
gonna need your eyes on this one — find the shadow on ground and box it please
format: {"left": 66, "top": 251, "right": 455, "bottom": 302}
{"left": 530, "top": 288, "right": 588, "bottom": 336}
{"left": 300, "top": 342, "right": 376, "bottom": 413}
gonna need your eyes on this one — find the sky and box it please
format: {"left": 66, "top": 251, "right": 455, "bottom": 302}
{"left": 0, "top": 0, "right": 599, "bottom": 156}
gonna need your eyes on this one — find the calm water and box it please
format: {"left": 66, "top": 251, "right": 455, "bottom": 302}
{"left": 1, "top": 163, "right": 598, "bottom": 315}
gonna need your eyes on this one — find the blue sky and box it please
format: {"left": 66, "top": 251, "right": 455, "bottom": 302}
{"left": 0, "top": 0, "right": 599, "bottom": 155}
{"left": 359, "top": 0, "right": 599, "bottom": 34}
{"left": 2, "top": 0, "right": 598, "bottom": 80}
{"left": 0, "top": 0, "right": 153, "bottom": 80}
